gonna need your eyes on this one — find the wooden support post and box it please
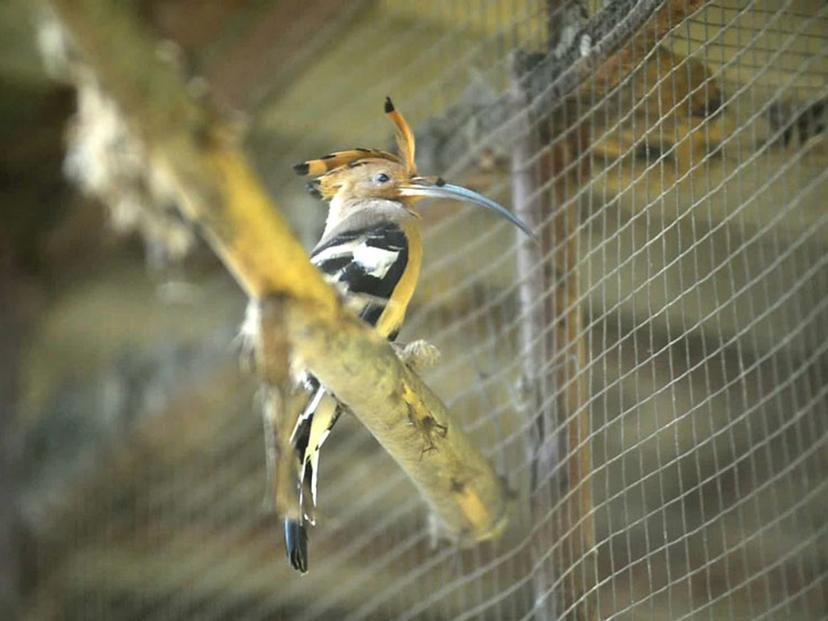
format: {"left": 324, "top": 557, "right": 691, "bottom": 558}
{"left": 512, "top": 48, "right": 596, "bottom": 619}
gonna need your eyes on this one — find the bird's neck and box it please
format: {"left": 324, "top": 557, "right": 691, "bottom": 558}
{"left": 324, "top": 196, "right": 408, "bottom": 237}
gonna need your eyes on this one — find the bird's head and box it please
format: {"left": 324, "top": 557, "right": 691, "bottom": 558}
{"left": 294, "top": 97, "right": 534, "bottom": 238}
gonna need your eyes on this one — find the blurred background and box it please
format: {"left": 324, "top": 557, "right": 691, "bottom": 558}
{"left": 1, "top": 1, "right": 826, "bottom": 619}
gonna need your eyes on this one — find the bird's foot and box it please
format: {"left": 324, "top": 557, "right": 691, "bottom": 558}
{"left": 394, "top": 339, "right": 440, "bottom": 371}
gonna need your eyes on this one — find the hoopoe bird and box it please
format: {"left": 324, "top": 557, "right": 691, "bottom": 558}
{"left": 283, "top": 97, "right": 532, "bottom": 573}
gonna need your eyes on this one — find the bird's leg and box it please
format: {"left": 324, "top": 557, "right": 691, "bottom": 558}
{"left": 393, "top": 338, "right": 441, "bottom": 371}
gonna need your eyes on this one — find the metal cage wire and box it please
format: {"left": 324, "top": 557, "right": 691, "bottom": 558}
{"left": 24, "top": 1, "right": 827, "bottom": 620}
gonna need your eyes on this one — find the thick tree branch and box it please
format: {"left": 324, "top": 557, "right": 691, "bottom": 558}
{"left": 50, "top": 0, "right": 506, "bottom": 544}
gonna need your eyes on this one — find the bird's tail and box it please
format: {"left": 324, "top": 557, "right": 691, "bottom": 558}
{"left": 284, "top": 518, "right": 309, "bottom": 574}
{"left": 281, "top": 383, "right": 342, "bottom": 574}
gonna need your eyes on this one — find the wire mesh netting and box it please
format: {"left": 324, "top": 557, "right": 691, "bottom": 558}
{"left": 18, "top": 1, "right": 827, "bottom": 619}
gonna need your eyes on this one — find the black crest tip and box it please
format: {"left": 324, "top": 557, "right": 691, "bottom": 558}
{"left": 384, "top": 96, "right": 395, "bottom": 113}
{"left": 293, "top": 162, "right": 310, "bottom": 176}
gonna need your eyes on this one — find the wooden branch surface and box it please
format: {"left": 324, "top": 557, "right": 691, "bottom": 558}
{"left": 50, "top": 0, "right": 506, "bottom": 544}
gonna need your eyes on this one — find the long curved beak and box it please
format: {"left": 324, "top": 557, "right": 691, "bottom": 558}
{"left": 399, "top": 178, "right": 535, "bottom": 239}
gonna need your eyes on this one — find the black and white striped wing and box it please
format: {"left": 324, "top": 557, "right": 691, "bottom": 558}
{"left": 310, "top": 222, "right": 409, "bottom": 330}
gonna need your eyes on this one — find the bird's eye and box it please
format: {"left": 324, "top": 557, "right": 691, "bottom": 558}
{"left": 375, "top": 173, "right": 390, "bottom": 184}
